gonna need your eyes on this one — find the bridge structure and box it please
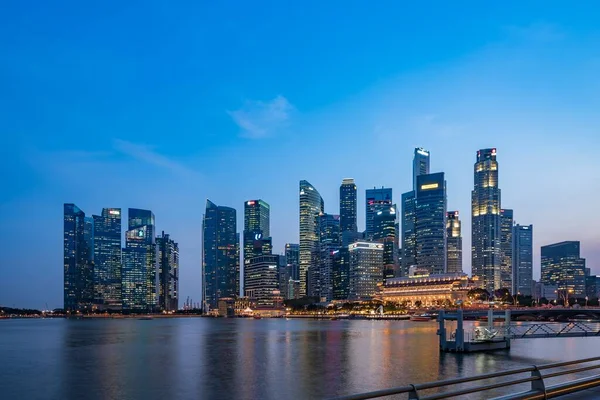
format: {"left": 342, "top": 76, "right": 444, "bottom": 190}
{"left": 437, "top": 308, "right": 600, "bottom": 353}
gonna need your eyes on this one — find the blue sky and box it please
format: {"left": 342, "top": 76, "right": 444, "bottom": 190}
{"left": 1, "top": 1, "right": 599, "bottom": 309}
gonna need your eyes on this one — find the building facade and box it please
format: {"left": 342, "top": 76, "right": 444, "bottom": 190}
{"left": 541, "top": 241, "right": 586, "bottom": 296}
{"left": 513, "top": 224, "right": 533, "bottom": 296}
{"left": 202, "top": 200, "right": 240, "bottom": 311}
{"left": 340, "top": 178, "right": 357, "bottom": 234}
{"left": 401, "top": 190, "right": 417, "bottom": 277}
{"left": 380, "top": 273, "right": 475, "bottom": 306}
{"left": 471, "top": 148, "right": 502, "bottom": 292}
{"left": 348, "top": 242, "right": 384, "bottom": 300}
{"left": 316, "top": 213, "right": 341, "bottom": 301}
{"left": 500, "top": 209, "right": 514, "bottom": 291}
{"left": 243, "top": 200, "right": 270, "bottom": 294}
{"left": 157, "top": 231, "right": 179, "bottom": 311}
{"left": 415, "top": 172, "right": 447, "bottom": 275}
{"left": 333, "top": 248, "right": 350, "bottom": 300}
{"left": 365, "top": 187, "right": 392, "bottom": 240}
{"left": 93, "top": 208, "right": 123, "bottom": 310}
{"left": 299, "top": 180, "right": 324, "bottom": 297}
{"left": 373, "top": 203, "right": 397, "bottom": 279}
{"left": 245, "top": 254, "right": 281, "bottom": 307}
{"left": 446, "top": 211, "right": 463, "bottom": 274}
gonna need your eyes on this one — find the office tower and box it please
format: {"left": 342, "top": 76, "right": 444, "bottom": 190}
{"left": 202, "top": 200, "right": 239, "bottom": 310}
{"left": 541, "top": 241, "right": 586, "bottom": 296}
{"left": 401, "top": 190, "right": 417, "bottom": 277}
{"left": 365, "top": 187, "right": 393, "bottom": 239}
{"left": 413, "top": 147, "right": 431, "bottom": 190}
{"left": 83, "top": 217, "right": 94, "bottom": 263}
{"left": 299, "top": 180, "right": 324, "bottom": 297}
{"left": 93, "top": 208, "right": 122, "bottom": 310}
{"left": 446, "top": 211, "right": 463, "bottom": 274}
{"left": 373, "top": 203, "right": 397, "bottom": 278}
{"left": 243, "top": 200, "right": 270, "bottom": 288}
{"left": 285, "top": 243, "right": 300, "bottom": 281}
{"left": 245, "top": 254, "right": 280, "bottom": 306}
{"left": 333, "top": 248, "right": 350, "bottom": 300}
{"left": 277, "top": 254, "right": 290, "bottom": 299}
{"left": 348, "top": 242, "right": 384, "bottom": 300}
{"left": 500, "top": 209, "right": 514, "bottom": 291}
{"left": 471, "top": 148, "right": 502, "bottom": 292}
{"left": 157, "top": 231, "right": 179, "bottom": 311}
{"left": 340, "top": 178, "right": 357, "bottom": 234}
{"left": 63, "top": 204, "right": 94, "bottom": 312}
{"left": 316, "top": 213, "right": 341, "bottom": 301}
{"left": 513, "top": 224, "right": 533, "bottom": 296}
{"left": 415, "top": 173, "right": 447, "bottom": 274}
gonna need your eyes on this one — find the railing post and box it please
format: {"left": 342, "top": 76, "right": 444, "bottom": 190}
{"left": 438, "top": 310, "right": 446, "bottom": 351}
{"left": 408, "top": 384, "right": 420, "bottom": 399}
{"left": 488, "top": 307, "right": 494, "bottom": 330}
{"left": 530, "top": 365, "right": 547, "bottom": 399}
{"left": 456, "top": 308, "right": 464, "bottom": 351}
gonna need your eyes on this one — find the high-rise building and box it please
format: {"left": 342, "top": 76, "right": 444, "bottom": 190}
{"left": 93, "top": 208, "right": 122, "bottom": 310}
{"left": 202, "top": 200, "right": 239, "bottom": 311}
{"left": 299, "top": 180, "right": 324, "bottom": 297}
{"left": 471, "top": 148, "right": 502, "bottom": 292}
{"left": 415, "top": 173, "right": 447, "bottom": 275}
{"left": 413, "top": 147, "right": 431, "bottom": 191}
{"left": 340, "top": 178, "right": 357, "bottom": 234}
{"left": 401, "top": 190, "right": 417, "bottom": 277}
{"left": 83, "top": 217, "right": 94, "bottom": 263}
{"left": 446, "top": 211, "right": 463, "bottom": 274}
{"left": 365, "top": 187, "right": 393, "bottom": 239}
{"left": 333, "top": 248, "right": 350, "bottom": 300}
{"left": 541, "top": 241, "right": 586, "bottom": 296}
{"left": 245, "top": 254, "right": 281, "bottom": 306}
{"left": 157, "top": 231, "right": 179, "bottom": 311}
{"left": 122, "top": 209, "right": 157, "bottom": 312}
{"left": 513, "top": 224, "right": 533, "bottom": 296}
{"left": 316, "top": 213, "right": 341, "bottom": 301}
{"left": 63, "top": 204, "right": 94, "bottom": 312}
{"left": 285, "top": 243, "right": 300, "bottom": 281}
{"left": 373, "top": 203, "right": 397, "bottom": 278}
{"left": 243, "top": 200, "right": 270, "bottom": 292}
{"left": 500, "top": 209, "right": 514, "bottom": 291}
{"left": 348, "top": 242, "right": 384, "bottom": 300}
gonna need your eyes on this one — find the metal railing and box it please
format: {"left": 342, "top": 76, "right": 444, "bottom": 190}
{"left": 329, "top": 356, "right": 600, "bottom": 400}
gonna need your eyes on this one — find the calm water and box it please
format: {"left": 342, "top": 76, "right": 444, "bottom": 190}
{"left": 1, "top": 318, "right": 599, "bottom": 400}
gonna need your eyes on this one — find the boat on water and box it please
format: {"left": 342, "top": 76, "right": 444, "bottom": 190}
{"left": 253, "top": 315, "right": 262, "bottom": 319}
{"left": 410, "top": 314, "right": 433, "bottom": 321}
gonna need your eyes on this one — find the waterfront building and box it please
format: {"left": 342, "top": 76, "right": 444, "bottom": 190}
{"left": 471, "top": 148, "right": 502, "bottom": 292}
{"left": 415, "top": 172, "right": 447, "bottom": 275}
{"left": 531, "top": 280, "right": 558, "bottom": 302}
{"left": 379, "top": 273, "right": 475, "bottom": 306}
{"left": 93, "top": 208, "right": 123, "bottom": 310}
{"left": 316, "top": 213, "right": 341, "bottom": 301}
{"left": 446, "top": 211, "right": 463, "bottom": 274}
{"left": 245, "top": 254, "right": 281, "bottom": 307}
{"left": 541, "top": 241, "right": 586, "bottom": 296}
{"left": 83, "top": 217, "right": 94, "bottom": 263}
{"left": 500, "top": 209, "right": 514, "bottom": 291}
{"left": 63, "top": 204, "right": 94, "bottom": 312}
{"left": 285, "top": 243, "right": 300, "bottom": 281}
{"left": 365, "top": 187, "right": 392, "bottom": 240}
{"left": 513, "top": 224, "right": 533, "bottom": 296}
{"left": 348, "top": 241, "right": 384, "bottom": 300}
{"left": 401, "top": 190, "right": 417, "bottom": 277}
{"left": 243, "top": 200, "right": 271, "bottom": 293}
{"left": 299, "top": 180, "right": 324, "bottom": 297}
{"left": 333, "top": 248, "right": 350, "bottom": 300}
{"left": 202, "top": 200, "right": 240, "bottom": 311}
{"left": 373, "top": 203, "right": 397, "bottom": 279}
{"left": 340, "top": 178, "right": 357, "bottom": 234}
{"left": 157, "top": 231, "right": 179, "bottom": 311}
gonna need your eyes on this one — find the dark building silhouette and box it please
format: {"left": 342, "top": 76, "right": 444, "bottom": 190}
{"left": 365, "top": 187, "right": 392, "bottom": 240}
{"left": 243, "top": 199, "right": 271, "bottom": 294}
{"left": 316, "top": 213, "right": 341, "bottom": 301}
{"left": 513, "top": 224, "right": 533, "bottom": 296}
{"left": 500, "top": 209, "right": 514, "bottom": 291}
{"left": 157, "top": 231, "right": 179, "bottom": 311}
{"left": 93, "top": 208, "right": 122, "bottom": 310}
{"left": 415, "top": 172, "right": 447, "bottom": 274}
{"left": 299, "top": 180, "right": 324, "bottom": 297}
{"left": 340, "top": 178, "right": 357, "bottom": 234}
{"left": 373, "top": 203, "right": 397, "bottom": 278}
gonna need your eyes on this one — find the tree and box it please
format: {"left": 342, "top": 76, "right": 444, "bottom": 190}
{"left": 467, "top": 288, "right": 490, "bottom": 301}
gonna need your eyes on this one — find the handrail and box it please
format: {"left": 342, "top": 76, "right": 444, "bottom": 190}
{"left": 329, "top": 356, "right": 600, "bottom": 400}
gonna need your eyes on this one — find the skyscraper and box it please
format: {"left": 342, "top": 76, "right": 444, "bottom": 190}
{"left": 157, "top": 231, "right": 179, "bottom": 311}
{"left": 513, "top": 224, "right": 533, "bottom": 296}
{"left": 299, "top": 180, "right": 324, "bottom": 298}
{"left": 365, "top": 187, "right": 392, "bottom": 239}
{"left": 202, "top": 200, "right": 239, "bottom": 310}
{"left": 500, "top": 209, "right": 514, "bottom": 291}
{"left": 541, "top": 241, "right": 586, "bottom": 296}
{"left": 245, "top": 254, "right": 280, "bottom": 307}
{"left": 340, "top": 178, "right": 357, "bottom": 234}
{"left": 285, "top": 243, "right": 300, "bottom": 281}
{"left": 243, "top": 199, "right": 271, "bottom": 294}
{"left": 333, "top": 248, "right": 350, "bottom": 300}
{"left": 93, "top": 208, "right": 122, "bottom": 310}
{"left": 373, "top": 203, "right": 397, "bottom": 278}
{"left": 401, "top": 190, "right": 417, "bottom": 277}
{"left": 316, "top": 213, "right": 341, "bottom": 301}
{"left": 446, "top": 211, "right": 463, "bottom": 274}
{"left": 415, "top": 172, "right": 447, "bottom": 275}
{"left": 64, "top": 204, "right": 94, "bottom": 312}
{"left": 471, "top": 148, "right": 502, "bottom": 292}
{"left": 413, "top": 147, "right": 430, "bottom": 190}
{"left": 348, "top": 242, "right": 384, "bottom": 300}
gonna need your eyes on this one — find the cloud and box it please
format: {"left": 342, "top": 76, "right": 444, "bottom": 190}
{"left": 113, "top": 139, "right": 197, "bottom": 177}
{"left": 227, "top": 95, "right": 294, "bottom": 139}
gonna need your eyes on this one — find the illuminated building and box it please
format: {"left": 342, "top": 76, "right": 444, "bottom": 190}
{"left": 285, "top": 243, "right": 299, "bottom": 281}
{"left": 471, "top": 148, "right": 502, "bottom": 292}
{"left": 348, "top": 242, "right": 384, "bottom": 300}
{"left": 379, "top": 273, "right": 475, "bottom": 306}
{"left": 243, "top": 199, "right": 271, "bottom": 294}
{"left": 333, "top": 248, "right": 350, "bottom": 300}
{"left": 340, "top": 178, "right": 358, "bottom": 234}
{"left": 157, "top": 231, "right": 179, "bottom": 311}
{"left": 316, "top": 213, "right": 341, "bottom": 301}
{"left": 446, "top": 211, "right": 463, "bottom": 274}
{"left": 373, "top": 203, "right": 397, "bottom": 279}
{"left": 365, "top": 187, "right": 392, "bottom": 240}
{"left": 63, "top": 204, "right": 94, "bottom": 312}
{"left": 513, "top": 224, "right": 533, "bottom": 296}
{"left": 202, "top": 200, "right": 239, "bottom": 311}
{"left": 245, "top": 255, "right": 281, "bottom": 307}
{"left": 415, "top": 172, "right": 447, "bottom": 275}
{"left": 299, "top": 180, "right": 324, "bottom": 297}
{"left": 541, "top": 241, "right": 586, "bottom": 296}
{"left": 413, "top": 147, "right": 430, "bottom": 190}
{"left": 93, "top": 208, "right": 123, "bottom": 310}
{"left": 500, "top": 209, "right": 514, "bottom": 291}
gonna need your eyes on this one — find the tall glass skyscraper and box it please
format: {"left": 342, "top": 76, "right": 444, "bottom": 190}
{"left": 446, "top": 211, "right": 463, "bottom": 274}
{"left": 64, "top": 204, "right": 94, "bottom": 312}
{"left": 285, "top": 243, "right": 300, "bottom": 281}
{"left": 373, "top": 203, "right": 397, "bottom": 278}
{"left": 413, "top": 147, "right": 430, "bottom": 190}
{"left": 340, "top": 178, "right": 357, "bottom": 234}
{"left": 245, "top": 254, "right": 280, "bottom": 306}
{"left": 202, "top": 200, "right": 239, "bottom": 310}
{"left": 415, "top": 173, "right": 447, "bottom": 274}
{"left": 365, "top": 187, "right": 392, "bottom": 239}
{"left": 243, "top": 199, "right": 270, "bottom": 294}
{"left": 513, "top": 224, "right": 533, "bottom": 296}
{"left": 348, "top": 242, "right": 384, "bottom": 300}
{"left": 157, "top": 231, "right": 179, "bottom": 312}
{"left": 93, "top": 208, "right": 122, "bottom": 310}
{"left": 333, "top": 248, "right": 350, "bottom": 300}
{"left": 500, "top": 209, "right": 514, "bottom": 291}
{"left": 541, "top": 241, "right": 586, "bottom": 296}
{"left": 316, "top": 213, "right": 341, "bottom": 301}
{"left": 471, "top": 148, "right": 502, "bottom": 292}
{"left": 299, "top": 180, "right": 324, "bottom": 298}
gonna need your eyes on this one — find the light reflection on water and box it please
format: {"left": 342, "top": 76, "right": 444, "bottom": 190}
{"left": 0, "top": 318, "right": 598, "bottom": 400}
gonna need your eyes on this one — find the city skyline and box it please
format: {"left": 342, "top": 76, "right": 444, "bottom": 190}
{"left": 3, "top": 2, "right": 600, "bottom": 309}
